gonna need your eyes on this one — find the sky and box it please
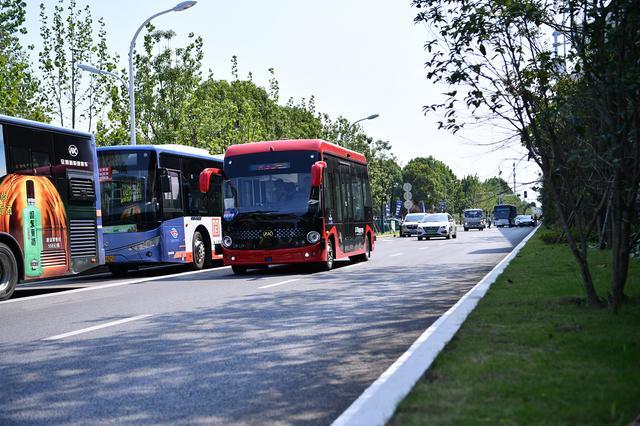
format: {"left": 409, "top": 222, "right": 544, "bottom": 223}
{"left": 21, "top": 0, "right": 541, "bottom": 200}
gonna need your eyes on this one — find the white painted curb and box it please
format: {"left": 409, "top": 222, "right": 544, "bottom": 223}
{"left": 332, "top": 226, "right": 541, "bottom": 426}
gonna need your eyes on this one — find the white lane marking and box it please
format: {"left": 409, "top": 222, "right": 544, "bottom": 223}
{"left": 258, "top": 278, "right": 300, "bottom": 289}
{"left": 419, "top": 247, "right": 429, "bottom": 250}
{"left": 390, "top": 253, "right": 403, "bottom": 257}
{"left": 43, "top": 314, "right": 152, "bottom": 341}
{"left": 2, "top": 266, "right": 231, "bottom": 305}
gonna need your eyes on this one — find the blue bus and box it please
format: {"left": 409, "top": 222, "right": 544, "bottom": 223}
{"left": 493, "top": 204, "right": 517, "bottom": 227}
{"left": 97, "top": 145, "right": 223, "bottom": 275}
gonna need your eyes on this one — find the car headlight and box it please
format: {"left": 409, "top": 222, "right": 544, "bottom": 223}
{"left": 439, "top": 226, "right": 447, "bottom": 230}
{"left": 128, "top": 236, "right": 160, "bottom": 252}
{"left": 307, "top": 231, "right": 321, "bottom": 244}
{"left": 222, "top": 236, "right": 233, "bottom": 248}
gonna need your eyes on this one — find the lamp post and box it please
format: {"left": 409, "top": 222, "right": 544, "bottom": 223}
{"left": 341, "top": 114, "right": 379, "bottom": 146}
{"left": 77, "top": 63, "right": 127, "bottom": 87}
{"left": 127, "top": 1, "right": 197, "bottom": 145}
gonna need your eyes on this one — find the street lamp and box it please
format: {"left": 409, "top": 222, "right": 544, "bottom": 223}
{"left": 127, "top": 1, "right": 197, "bottom": 145}
{"left": 341, "top": 114, "right": 379, "bottom": 146}
{"left": 77, "top": 63, "right": 127, "bottom": 87}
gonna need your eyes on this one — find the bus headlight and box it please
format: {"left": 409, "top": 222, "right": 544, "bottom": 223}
{"left": 222, "top": 236, "right": 233, "bottom": 248}
{"left": 128, "top": 236, "right": 160, "bottom": 252}
{"left": 306, "top": 231, "right": 321, "bottom": 244}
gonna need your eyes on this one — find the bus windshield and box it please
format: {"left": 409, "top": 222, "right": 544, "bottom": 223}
{"left": 99, "top": 150, "right": 159, "bottom": 232}
{"left": 464, "top": 210, "right": 482, "bottom": 218}
{"left": 493, "top": 206, "right": 512, "bottom": 219}
{"left": 223, "top": 151, "right": 319, "bottom": 215}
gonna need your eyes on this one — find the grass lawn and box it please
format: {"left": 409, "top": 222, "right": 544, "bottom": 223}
{"left": 391, "top": 232, "right": 640, "bottom": 425}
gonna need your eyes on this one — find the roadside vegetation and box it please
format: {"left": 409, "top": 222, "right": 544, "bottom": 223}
{"left": 413, "top": 0, "right": 639, "bottom": 312}
{"left": 392, "top": 231, "right": 640, "bottom": 425}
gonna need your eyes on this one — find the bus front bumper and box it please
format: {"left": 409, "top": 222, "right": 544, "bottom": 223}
{"left": 223, "top": 242, "right": 325, "bottom": 266}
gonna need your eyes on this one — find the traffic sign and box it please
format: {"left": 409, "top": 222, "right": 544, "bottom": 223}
{"left": 403, "top": 182, "right": 412, "bottom": 192}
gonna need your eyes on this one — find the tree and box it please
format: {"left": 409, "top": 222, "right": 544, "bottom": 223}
{"left": 411, "top": 0, "right": 640, "bottom": 308}
{"left": 38, "top": 0, "right": 115, "bottom": 130}
{"left": 402, "top": 156, "right": 459, "bottom": 213}
{"left": 0, "top": 0, "right": 44, "bottom": 120}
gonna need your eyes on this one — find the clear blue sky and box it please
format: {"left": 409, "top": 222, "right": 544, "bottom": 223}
{"left": 22, "top": 0, "right": 540, "bottom": 199}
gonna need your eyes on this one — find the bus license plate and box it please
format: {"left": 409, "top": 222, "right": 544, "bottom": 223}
{"left": 106, "top": 256, "right": 115, "bottom": 263}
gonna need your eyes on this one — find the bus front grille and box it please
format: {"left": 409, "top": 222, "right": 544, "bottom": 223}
{"left": 41, "top": 250, "right": 67, "bottom": 267}
{"left": 69, "top": 219, "right": 97, "bottom": 258}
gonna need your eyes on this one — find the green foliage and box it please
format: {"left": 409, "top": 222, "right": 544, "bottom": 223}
{"left": 402, "top": 156, "right": 460, "bottom": 213}
{"left": 38, "top": 0, "right": 116, "bottom": 129}
{"left": 0, "top": 0, "right": 45, "bottom": 120}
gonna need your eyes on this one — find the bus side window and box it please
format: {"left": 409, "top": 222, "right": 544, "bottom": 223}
{"left": 332, "top": 171, "right": 342, "bottom": 223}
{"left": 162, "top": 170, "right": 183, "bottom": 220}
{"left": 352, "top": 174, "right": 364, "bottom": 222}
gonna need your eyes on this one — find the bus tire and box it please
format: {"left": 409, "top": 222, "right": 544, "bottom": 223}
{"left": 232, "top": 265, "right": 247, "bottom": 274}
{"left": 0, "top": 242, "right": 18, "bottom": 301}
{"left": 192, "top": 230, "right": 207, "bottom": 270}
{"left": 351, "top": 236, "right": 371, "bottom": 262}
{"left": 108, "top": 264, "right": 129, "bottom": 277}
{"left": 320, "top": 239, "right": 335, "bottom": 271}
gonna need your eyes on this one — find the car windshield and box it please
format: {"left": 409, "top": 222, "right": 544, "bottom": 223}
{"left": 517, "top": 215, "right": 532, "bottom": 220}
{"left": 404, "top": 214, "right": 425, "bottom": 222}
{"left": 223, "top": 150, "right": 319, "bottom": 215}
{"left": 464, "top": 210, "right": 482, "bottom": 218}
{"left": 424, "top": 214, "right": 448, "bottom": 222}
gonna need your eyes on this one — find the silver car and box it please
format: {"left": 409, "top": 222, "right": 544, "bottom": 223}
{"left": 416, "top": 213, "right": 458, "bottom": 240}
{"left": 400, "top": 213, "right": 427, "bottom": 237}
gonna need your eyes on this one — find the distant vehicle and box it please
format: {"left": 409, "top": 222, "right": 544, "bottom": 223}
{"left": 493, "top": 204, "right": 517, "bottom": 227}
{"left": 515, "top": 214, "right": 535, "bottom": 227}
{"left": 463, "top": 208, "right": 485, "bottom": 231}
{"left": 416, "top": 213, "right": 458, "bottom": 240}
{"left": 400, "top": 213, "right": 426, "bottom": 237}
{"left": 0, "top": 115, "right": 104, "bottom": 300}
{"left": 98, "top": 145, "right": 224, "bottom": 275}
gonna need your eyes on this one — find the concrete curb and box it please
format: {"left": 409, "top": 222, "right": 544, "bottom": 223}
{"left": 332, "top": 226, "right": 541, "bottom": 426}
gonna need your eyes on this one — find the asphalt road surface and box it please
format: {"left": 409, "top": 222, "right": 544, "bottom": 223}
{"left": 0, "top": 226, "right": 534, "bottom": 425}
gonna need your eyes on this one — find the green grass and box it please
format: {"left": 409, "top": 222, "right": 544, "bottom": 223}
{"left": 391, "top": 233, "right": 640, "bottom": 425}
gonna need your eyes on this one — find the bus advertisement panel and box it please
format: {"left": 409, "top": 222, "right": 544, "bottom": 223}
{"left": 493, "top": 204, "right": 517, "bottom": 227}
{"left": 0, "top": 115, "right": 104, "bottom": 300}
{"left": 219, "top": 139, "right": 374, "bottom": 273}
{"left": 98, "top": 145, "right": 223, "bottom": 275}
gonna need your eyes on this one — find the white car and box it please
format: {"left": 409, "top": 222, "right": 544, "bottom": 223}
{"left": 515, "top": 215, "right": 535, "bottom": 227}
{"left": 416, "top": 213, "right": 458, "bottom": 240}
{"left": 400, "top": 213, "right": 427, "bottom": 237}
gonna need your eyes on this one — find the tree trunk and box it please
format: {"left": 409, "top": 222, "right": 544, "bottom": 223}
{"left": 547, "top": 177, "right": 602, "bottom": 306}
{"left": 610, "top": 187, "right": 634, "bottom": 313}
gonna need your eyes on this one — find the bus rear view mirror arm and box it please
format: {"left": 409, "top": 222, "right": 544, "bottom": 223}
{"left": 311, "top": 161, "right": 327, "bottom": 187}
{"left": 199, "top": 167, "right": 222, "bottom": 193}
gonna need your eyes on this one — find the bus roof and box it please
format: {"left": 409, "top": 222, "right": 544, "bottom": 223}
{"left": 0, "top": 114, "right": 93, "bottom": 139}
{"left": 98, "top": 144, "right": 223, "bottom": 164}
{"left": 225, "top": 139, "right": 367, "bottom": 164}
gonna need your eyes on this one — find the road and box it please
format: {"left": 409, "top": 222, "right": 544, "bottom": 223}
{"left": 0, "top": 226, "right": 533, "bottom": 425}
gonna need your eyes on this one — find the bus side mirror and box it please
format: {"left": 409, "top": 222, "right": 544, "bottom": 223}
{"left": 311, "top": 161, "right": 327, "bottom": 187}
{"left": 199, "top": 167, "right": 222, "bottom": 193}
{"left": 159, "top": 168, "right": 171, "bottom": 193}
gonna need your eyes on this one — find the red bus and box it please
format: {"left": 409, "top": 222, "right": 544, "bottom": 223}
{"left": 213, "top": 139, "right": 374, "bottom": 273}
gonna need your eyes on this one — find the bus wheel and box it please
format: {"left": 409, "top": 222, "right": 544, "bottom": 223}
{"left": 108, "top": 264, "right": 129, "bottom": 277}
{"left": 0, "top": 243, "right": 18, "bottom": 301}
{"left": 232, "top": 265, "right": 247, "bottom": 274}
{"left": 320, "top": 239, "right": 335, "bottom": 271}
{"left": 192, "top": 231, "right": 206, "bottom": 270}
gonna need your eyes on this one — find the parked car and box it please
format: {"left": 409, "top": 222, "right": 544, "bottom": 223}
{"left": 463, "top": 208, "right": 486, "bottom": 231}
{"left": 401, "top": 213, "right": 427, "bottom": 237}
{"left": 416, "top": 213, "right": 458, "bottom": 240}
{"left": 515, "top": 215, "right": 535, "bottom": 227}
